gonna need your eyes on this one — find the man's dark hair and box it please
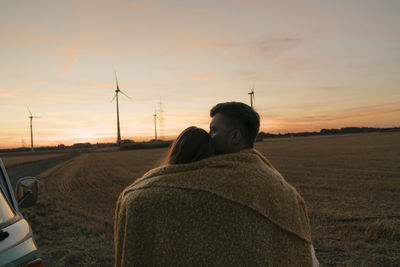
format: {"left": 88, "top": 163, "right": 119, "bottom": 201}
{"left": 210, "top": 102, "right": 260, "bottom": 147}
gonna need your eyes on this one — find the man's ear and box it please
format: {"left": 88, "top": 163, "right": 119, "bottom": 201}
{"left": 229, "top": 129, "right": 242, "bottom": 146}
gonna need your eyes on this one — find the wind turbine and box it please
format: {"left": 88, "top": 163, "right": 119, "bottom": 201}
{"left": 156, "top": 97, "right": 164, "bottom": 139}
{"left": 26, "top": 105, "right": 39, "bottom": 152}
{"left": 248, "top": 82, "right": 255, "bottom": 108}
{"left": 153, "top": 105, "right": 158, "bottom": 141}
{"left": 111, "top": 72, "right": 131, "bottom": 146}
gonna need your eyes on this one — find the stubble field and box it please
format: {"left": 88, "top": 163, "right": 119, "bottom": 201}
{"left": 15, "top": 132, "right": 400, "bottom": 266}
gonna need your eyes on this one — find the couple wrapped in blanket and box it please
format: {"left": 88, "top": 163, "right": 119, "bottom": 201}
{"left": 114, "top": 102, "right": 319, "bottom": 266}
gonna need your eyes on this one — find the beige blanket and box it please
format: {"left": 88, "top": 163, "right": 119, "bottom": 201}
{"left": 115, "top": 149, "right": 313, "bottom": 266}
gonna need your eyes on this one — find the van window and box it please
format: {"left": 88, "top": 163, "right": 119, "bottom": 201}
{"left": 0, "top": 187, "right": 15, "bottom": 224}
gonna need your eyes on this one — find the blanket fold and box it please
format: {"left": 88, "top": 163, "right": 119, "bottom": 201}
{"left": 115, "top": 149, "right": 313, "bottom": 266}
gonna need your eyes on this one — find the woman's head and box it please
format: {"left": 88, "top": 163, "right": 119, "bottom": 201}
{"left": 165, "top": 126, "right": 215, "bottom": 164}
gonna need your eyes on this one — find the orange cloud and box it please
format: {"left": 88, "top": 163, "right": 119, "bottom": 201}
{"left": 259, "top": 101, "right": 400, "bottom": 133}
{"left": 276, "top": 56, "right": 309, "bottom": 71}
{"left": 91, "top": 82, "right": 114, "bottom": 88}
{"left": 0, "top": 88, "right": 18, "bottom": 98}
{"left": 255, "top": 37, "right": 302, "bottom": 57}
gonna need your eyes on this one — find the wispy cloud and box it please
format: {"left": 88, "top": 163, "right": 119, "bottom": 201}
{"left": 255, "top": 37, "right": 302, "bottom": 58}
{"left": 163, "top": 30, "right": 232, "bottom": 53}
{"left": 273, "top": 101, "right": 400, "bottom": 124}
{"left": 179, "top": 73, "right": 216, "bottom": 81}
{"left": 276, "top": 56, "right": 309, "bottom": 71}
{"left": 56, "top": 44, "right": 79, "bottom": 74}
{"left": 221, "top": 36, "right": 308, "bottom": 71}
{"left": 90, "top": 81, "right": 114, "bottom": 88}
{"left": 316, "top": 86, "right": 340, "bottom": 91}
{"left": 236, "top": 70, "right": 265, "bottom": 80}
{"left": 0, "top": 88, "right": 18, "bottom": 98}
{"left": 125, "top": 1, "right": 154, "bottom": 12}
{"left": 17, "top": 89, "right": 104, "bottom": 104}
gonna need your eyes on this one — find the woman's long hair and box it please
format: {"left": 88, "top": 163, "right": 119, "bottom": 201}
{"left": 164, "top": 126, "right": 215, "bottom": 164}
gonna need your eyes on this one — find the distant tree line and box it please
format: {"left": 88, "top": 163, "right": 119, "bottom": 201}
{"left": 1, "top": 127, "right": 399, "bottom": 153}
{"left": 0, "top": 139, "right": 171, "bottom": 153}
{"left": 257, "top": 126, "right": 400, "bottom": 139}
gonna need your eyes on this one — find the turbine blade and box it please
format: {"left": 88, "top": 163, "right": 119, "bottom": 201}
{"left": 111, "top": 94, "right": 116, "bottom": 102}
{"left": 119, "top": 90, "right": 132, "bottom": 99}
{"left": 115, "top": 71, "right": 120, "bottom": 91}
{"left": 26, "top": 104, "right": 32, "bottom": 116}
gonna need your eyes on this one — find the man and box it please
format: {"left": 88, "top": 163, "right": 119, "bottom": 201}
{"left": 209, "top": 102, "right": 260, "bottom": 155}
{"left": 209, "top": 102, "right": 319, "bottom": 266}
{"left": 114, "top": 102, "right": 317, "bottom": 266}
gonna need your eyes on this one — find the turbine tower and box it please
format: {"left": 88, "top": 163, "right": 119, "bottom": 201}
{"left": 248, "top": 82, "right": 255, "bottom": 108}
{"left": 26, "top": 105, "right": 39, "bottom": 152}
{"left": 111, "top": 72, "right": 131, "bottom": 146}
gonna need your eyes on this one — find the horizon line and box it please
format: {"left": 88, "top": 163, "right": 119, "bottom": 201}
{"left": 1, "top": 125, "right": 399, "bottom": 151}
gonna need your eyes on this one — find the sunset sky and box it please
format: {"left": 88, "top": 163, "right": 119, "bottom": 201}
{"left": 1, "top": 0, "right": 399, "bottom": 148}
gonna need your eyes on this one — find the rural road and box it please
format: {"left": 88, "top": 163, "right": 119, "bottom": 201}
{"left": 6, "top": 153, "right": 80, "bottom": 190}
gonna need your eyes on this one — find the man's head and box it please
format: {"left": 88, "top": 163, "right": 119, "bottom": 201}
{"left": 209, "top": 102, "right": 260, "bottom": 154}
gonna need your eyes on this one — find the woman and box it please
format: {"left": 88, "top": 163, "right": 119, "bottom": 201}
{"left": 164, "top": 126, "right": 215, "bottom": 164}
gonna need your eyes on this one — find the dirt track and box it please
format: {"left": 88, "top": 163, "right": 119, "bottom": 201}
{"left": 6, "top": 153, "right": 79, "bottom": 189}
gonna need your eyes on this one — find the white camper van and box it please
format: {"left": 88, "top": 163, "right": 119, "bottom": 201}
{"left": 0, "top": 159, "right": 42, "bottom": 266}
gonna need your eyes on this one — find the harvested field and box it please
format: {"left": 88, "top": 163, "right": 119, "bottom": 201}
{"left": 20, "top": 148, "right": 169, "bottom": 266}
{"left": 256, "top": 133, "right": 400, "bottom": 266}
{"left": 19, "top": 132, "right": 400, "bottom": 266}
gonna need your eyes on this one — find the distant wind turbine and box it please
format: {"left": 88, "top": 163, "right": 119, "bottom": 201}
{"left": 248, "top": 82, "right": 255, "bottom": 108}
{"left": 157, "top": 97, "right": 164, "bottom": 138}
{"left": 153, "top": 105, "right": 158, "bottom": 141}
{"left": 26, "top": 105, "right": 39, "bottom": 152}
{"left": 111, "top": 72, "right": 131, "bottom": 146}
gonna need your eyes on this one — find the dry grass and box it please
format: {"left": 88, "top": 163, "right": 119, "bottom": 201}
{"left": 20, "top": 132, "right": 400, "bottom": 266}
{"left": 256, "top": 132, "right": 400, "bottom": 266}
{"left": 21, "top": 148, "right": 168, "bottom": 266}
{"left": 2, "top": 153, "right": 69, "bottom": 167}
